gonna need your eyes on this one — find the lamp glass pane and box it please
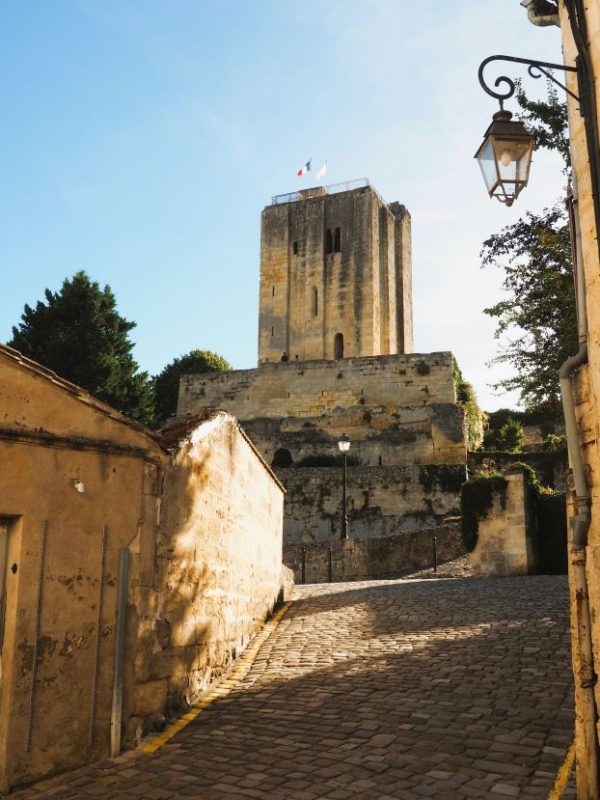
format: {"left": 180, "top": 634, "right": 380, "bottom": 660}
{"left": 476, "top": 138, "right": 499, "bottom": 194}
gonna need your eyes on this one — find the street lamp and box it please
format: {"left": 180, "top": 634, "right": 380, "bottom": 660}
{"left": 475, "top": 54, "right": 578, "bottom": 206}
{"left": 338, "top": 434, "right": 350, "bottom": 540}
{"left": 474, "top": 109, "right": 534, "bottom": 207}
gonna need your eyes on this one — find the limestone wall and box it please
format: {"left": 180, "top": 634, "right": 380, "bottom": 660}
{"left": 178, "top": 354, "right": 464, "bottom": 469}
{"left": 0, "top": 347, "right": 163, "bottom": 793}
{"left": 469, "top": 470, "right": 535, "bottom": 577}
{"left": 180, "top": 353, "right": 455, "bottom": 419}
{"left": 0, "top": 347, "right": 287, "bottom": 792}
{"left": 284, "top": 524, "right": 464, "bottom": 583}
{"left": 277, "top": 465, "right": 465, "bottom": 544}
{"left": 556, "top": 10, "right": 600, "bottom": 794}
{"left": 132, "top": 414, "right": 284, "bottom": 729}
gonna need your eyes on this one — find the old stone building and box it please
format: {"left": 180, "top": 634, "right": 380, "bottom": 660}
{"left": 0, "top": 344, "right": 287, "bottom": 792}
{"left": 178, "top": 180, "right": 468, "bottom": 579}
{"left": 515, "top": 2, "right": 600, "bottom": 794}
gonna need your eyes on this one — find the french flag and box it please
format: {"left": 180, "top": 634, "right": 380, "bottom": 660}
{"left": 297, "top": 159, "right": 311, "bottom": 177}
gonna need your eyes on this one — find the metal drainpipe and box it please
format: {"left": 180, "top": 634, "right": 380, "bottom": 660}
{"left": 561, "top": 179, "right": 599, "bottom": 795}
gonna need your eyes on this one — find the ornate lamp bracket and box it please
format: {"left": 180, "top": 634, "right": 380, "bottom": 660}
{"left": 478, "top": 54, "right": 579, "bottom": 109}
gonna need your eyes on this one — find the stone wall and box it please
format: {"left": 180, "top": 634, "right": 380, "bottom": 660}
{"left": 277, "top": 465, "right": 465, "bottom": 545}
{"left": 258, "top": 185, "right": 412, "bottom": 363}
{"left": 178, "top": 353, "right": 465, "bottom": 467}
{"left": 133, "top": 413, "right": 285, "bottom": 730}
{"left": 552, "top": 11, "right": 600, "bottom": 793}
{"left": 469, "top": 470, "right": 535, "bottom": 577}
{"left": 284, "top": 524, "right": 464, "bottom": 584}
{"left": 0, "top": 347, "right": 165, "bottom": 793}
{"left": 0, "top": 346, "right": 287, "bottom": 793}
{"left": 179, "top": 353, "right": 455, "bottom": 420}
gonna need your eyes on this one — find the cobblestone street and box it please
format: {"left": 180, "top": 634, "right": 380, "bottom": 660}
{"left": 8, "top": 571, "right": 574, "bottom": 800}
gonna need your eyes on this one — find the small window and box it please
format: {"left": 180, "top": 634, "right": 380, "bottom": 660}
{"left": 325, "top": 229, "right": 333, "bottom": 254}
{"left": 312, "top": 287, "right": 318, "bottom": 317}
{"left": 334, "top": 332, "right": 344, "bottom": 359}
{"left": 271, "top": 326, "right": 274, "bottom": 336}
{"left": 334, "top": 227, "right": 341, "bottom": 252}
{"left": 272, "top": 286, "right": 275, "bottom": 296}
{"left": 293, "top": 241, "right": 298, "bottom": 255}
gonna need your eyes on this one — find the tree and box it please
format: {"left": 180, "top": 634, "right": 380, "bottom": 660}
{"left": 482, "top": 84, "right": 577, "bottom": 407}
{"left": 9, "top": 271, "right": 155, "bottom": 425}
{"left": 497, "top": 417, "right": 525, "bottom": 453}
{"left": 481, "top": 206, "right": 577, "bottom": 405}
{"left": 153, "top": 349, "right": 231, "bottom": 424}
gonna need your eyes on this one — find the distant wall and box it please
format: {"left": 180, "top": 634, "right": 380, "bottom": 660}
{"left": 276, "top": 465, "right": 465, "bottom": 544}
{"left": 284, "top": 524, "right": 464, "bottom": 584}
{"left": 178, "top": 353, "right": 466, "bottom": 467}
{"left": 179, "top": 353, "right": 456, "bottom": 419}
{"left": 470, "top": 470, "right": 535, "bottom": 577}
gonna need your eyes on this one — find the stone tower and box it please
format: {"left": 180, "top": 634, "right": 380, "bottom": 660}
{"left": 258, "top": 180, "right": 413, "bottom": 363}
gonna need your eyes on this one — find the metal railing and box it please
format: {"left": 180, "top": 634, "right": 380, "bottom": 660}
{"left": 271, "top": 178, "right": 382, "bottom": 205}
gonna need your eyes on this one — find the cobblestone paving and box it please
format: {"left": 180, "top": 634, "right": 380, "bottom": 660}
{"left": 8, "top": 571, "right": 573, "bottom": 799}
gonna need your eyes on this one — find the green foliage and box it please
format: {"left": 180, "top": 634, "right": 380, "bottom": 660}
{"left": 153, "top": 349, "right": 231, "bottom": 425}
{"left": 486, "top": 404, "right": 562, "bottom": 430}
{"left": 418, "top": 465, "right": 466, "bottom": 494}
{"left": 452, "top": 358, "right": 485, "bottom": 450}
{"left": 542, "top": 433, "right": 567, "bottom": 452}
{"left": 460, "top": 474, "right": 508, "bottom": 552}
{"left": 481, "top": 205, "right": 577, "bottom": 406}
{"left": 515, "top": 78, "right": 571, "bottom": 171}
{"left": 9, "top": 271, "right": 155, "bottom": 425}
{"left": 496, "top": 418, "right": 525, "bottom": 454}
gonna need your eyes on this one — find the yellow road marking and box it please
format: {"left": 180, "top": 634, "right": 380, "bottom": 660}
{"left": 142, "top": 601, "right": 292, "bottom": 754}
{"left": 547, "top": 739, "right": 576, "bottom": 800}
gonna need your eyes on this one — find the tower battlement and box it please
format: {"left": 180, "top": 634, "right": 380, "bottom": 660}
{"left": 258, "top": 182, "right": 413, "bottom": 364}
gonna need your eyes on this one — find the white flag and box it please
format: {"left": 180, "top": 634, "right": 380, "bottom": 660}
{"left": 316, "top": 161, "right": 328, "bottom": 180}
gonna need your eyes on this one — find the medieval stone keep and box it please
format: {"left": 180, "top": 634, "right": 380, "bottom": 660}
{"left": 178, "top": 180, "right": 468, "bottom": 579}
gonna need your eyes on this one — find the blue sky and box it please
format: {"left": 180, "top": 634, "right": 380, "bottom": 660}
{"left": 0, "top": 1, "right": 565, "bottom": 409}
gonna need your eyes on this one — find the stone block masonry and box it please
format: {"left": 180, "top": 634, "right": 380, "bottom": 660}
{"left": 285, "top": 523, "right": 464, "bottom": 583}
{"left": 258, "top": 184, "right": 412, "bottom": 362}
{"left": 178, "top": 352, "right": 465, "bottom": 467}
{"left": 278, "top": 465, "right": 465, "bottom": 544}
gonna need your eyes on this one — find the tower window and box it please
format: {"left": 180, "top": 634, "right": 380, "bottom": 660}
{"left": 292, "top": 240, "right": 298, "bottom": 255}
{"left": 271, "top": 326, "right": 274, "bottom": 336}
{"left": 272, "top": 286, "right": 275, "bottom": 296}
{"left": 334, "top": 332, "right": 344, "bottom": 359}
{"left": 325, "top": 229, "right": 333, "bottom": 254}
{"left": 334, "top": 227, "right": 341, "bottom": 252}
{"left": 272, "top": 448, "right": 293, "bottom": 468}
{"left": 312, "top": 287, "right": 318, "bottom": 317}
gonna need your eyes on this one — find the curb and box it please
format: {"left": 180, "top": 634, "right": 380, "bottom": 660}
{"left": 143, "top": 601, "right": 293, "bottom": 754}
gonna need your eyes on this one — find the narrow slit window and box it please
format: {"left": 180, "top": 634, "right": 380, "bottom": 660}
{"left": 271, "top": 326, "right": 274, "bottom": 336}
{"left": 292, "top": 241, "right": 298, "bottom": 255}
{"left": 334, "top": 227, "right": 341, "bottom": 252}
{"left": 312, "top": 287, "right": 318, "bottom": 317}
{"left": 272, "top": 286, "right": 275, "bottom": 296}
{"left": 325, "top": 229, "right": 333, "bottom": 254}
{"left": 334, "top": 332, "right": 344, "bottom": 359}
